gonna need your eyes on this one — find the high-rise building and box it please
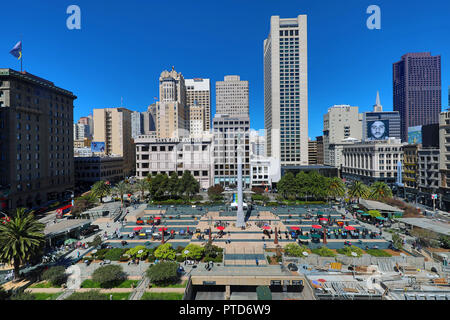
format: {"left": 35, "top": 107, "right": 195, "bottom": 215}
{"left": 308, "top": 139, "right": 317, "bottom": 165}
{"left": 73, "top": 122, "right": 90, "bottom": 141}
{"left": 264, "top": 15, "right": 308, "bottom": 166}
{"left": 0, "top": 69, "right": 76, "bottom": 210}
{"left": 250, "top": 129, "right": 266, "bottom": 157}
{"left": 316, "top": 136, "right": 324, "bottom": 165}
{"left": 188, "top": 101, "right": 205, "bottom": 136}
{"left": 393, "top": 52, "right": 441, "bottom": 141}
{"left": 156, "top": 67, "right": 188, "bottom": 138}
{"left": 93, "top": 107, "right": 135, "bottom": 175}
{"left": 143, "top": 104, "right": 157, "bottom": 134}
{"left": 213, "top": 114, "right": 250, "bottom": 188}
{"left": 78, "top": 115, "right": 93, "bottom": 137}
{"left": 363, "top": 92, "right": 401, "bottom": 141}
{"left": 216, "top": 75, "right": 249, "bottom": 117}
{"left": 185, "top": 78, "right": 211, "bottom": 131}
{"left": 439, "top": 111, "right": 450, "bottom": 210}
{"left": 131, "top": 111, "right": 143, "bottom": 139}
{"left": 323, "top": 105, "right": 362, "bottom": 167}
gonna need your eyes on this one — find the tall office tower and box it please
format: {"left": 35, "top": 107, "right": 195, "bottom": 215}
{"left": 188, "top": 101, "right": 205, "bottom": 136}
{"left": 142, "top": 104, "right": 157, "bottom": 134}
{"left": 131, "top": 111, "right": 143, "bottom": 139}
{"left": 215, "top": 75, "right": 249, "bottom": 117}
{"left": 213, "top": 115, "right": 250, "bottom": 188}
{"left": 185, "top": 78, "right": 211, "bottom": 131}
{"left": 323, "top": 105, "right": 362, "bottom": 168}
{"left": 93, "top": 107, "right": 135, "bottom": 175}
{"left": 363, "top": 92, "right": 401, "bottom": 141}
{"left": 250, "top": 129, "right": 266, "bottom": 157}
{"left": 156, "top": 67, "right": 188, "bottom": 138}
{"left": 264, "top": 15, "right": 308, "bottom": 166}
{"left": 78, "top": 115, "right": 93, "bottom": 137}
{"left": 308, "top": 139, "right": 317, "bottom": 165}
{"left": 0, "top": 69, "right": 76, "bottom": 210}
{"left": 393, "top": 52, "right": 441, "bottom": 141}
{"left": 73, "top": 122, "right": 90, "bottom": 140}
{"left": 316, "top": 136, "right": 324, "bottom": 165}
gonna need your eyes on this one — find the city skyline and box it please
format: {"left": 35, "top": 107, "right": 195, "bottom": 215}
{"left": 1, "top": 0, "right": 449, "bottom": 139}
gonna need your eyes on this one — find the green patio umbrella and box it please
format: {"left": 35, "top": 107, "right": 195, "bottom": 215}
{"left": 64, "top": 238, "right": 77, "bottom": 245}
{"left": 356, "top": 210, "right": 365, "bottom": 213}
{"left": 298, "top": 235, "right": 309, "bottom": 240}
{"left": 361, "top": 213, "right": 370, "bottom": 216}
{"left": 311, "top": 234, "right": 321, "bottom": 238}
{"left": 144, "top": 241, "right": 152, "bottom": 246}
{"left": 376, "top": 216, "right": 387, "bottom": 220}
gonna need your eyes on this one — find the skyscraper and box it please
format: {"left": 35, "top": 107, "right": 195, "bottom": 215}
{"left": 185, "top": 78, "right": 211, "bottom": 131}
{"left": 393, "top": 52, "right": 441, "bottom": 141}
{"left": 0, "top": 69, "right": 76, "bottom": 210}
{"left": 264, "top": 15, "right": 308, "bottom": 166}
{"left": 156, "top": 67, "right": 188, "bottom": 138}
{"left": 215, "top": 75, "right": 249, "bottom": 117}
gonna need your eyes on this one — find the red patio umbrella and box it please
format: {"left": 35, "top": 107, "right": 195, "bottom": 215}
{"left": 317, "top": 279, "right": 327, "bottom": 283}
{"left": 311, "top": 225, "right": 322, "bottom": 229}
{"left": 133, "top": 227, "right": 142, "bottom": 232}
{"left": 216, "top": 226, "right": 225, "bottom": 231}
{"left": 155, "top": 217, "right": 161, "bottom": 220}
{"left": 263, "top": 226, "right": 271, "bottom": 230}
{"left": 291, "top": 227, "right": 300, "bottom": 231}
{"left": 319, "top": 218, "right": 328, "bottom": 221}
{"left": 345, "top": 226, "right": 356, "bottom": 231}
{"left": 159, "top": 227, "right": 168, "bottom": 232}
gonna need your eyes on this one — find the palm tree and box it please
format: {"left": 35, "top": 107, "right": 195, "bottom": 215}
{"left": 348, "top": 181, "right": 369, "bottom": 203}
{"left": 369, "top": 182, "right": 393, "bottom": 201}
{"left": 327, "top": 177, "right": 346, "bottom": 201}
{"left": 91, "top": 181, "right": 111, "bottom": 203}
{"left": 134, "top": 179, "right": 149, "bottom": 201}
{"left": 113, "top": 181, "right": 131, "bottom": 207}
{"left": 0, "top": 208, "right": 45, "bottom": 281}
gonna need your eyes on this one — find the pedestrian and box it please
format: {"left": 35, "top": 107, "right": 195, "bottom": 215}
{"left": 77, "top": 251, "right": 80, "bottom": 258}
{"left": 255, "top": 258, "right": 259, "bottom": 266}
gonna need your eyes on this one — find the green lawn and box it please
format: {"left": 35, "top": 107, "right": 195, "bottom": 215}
{"left": 151, "top": 281, "right": 187, "bottom": 288}
{"left": 80, "top": 279, "right": 138, "bottom": 288}
{"left": 32, "top": 292, "right": 62, "bottom": 300}
{"left": 105, "top": 292, "right": 131, "bottom": 300}
{"left": 29, "top": 281, "right": 60, "bottom": 288}
{"left": 141, "top": 292, "right": 184, "bottom": 300}
{"left": 365, "top": 249, "right": 392, "bottom": 257}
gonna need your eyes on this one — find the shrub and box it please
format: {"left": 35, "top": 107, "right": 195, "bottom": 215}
{"left": 284, "top": 243, "right": 309, "bottom": 257}
{"left": 104, "top": 248, "right": 127, "bottom": 261}
{"left": 41, "top": 266, "right": 67, "bottom": 286}
{"left": 91, "top": 265, "right": 127, "bottom": 288}
{"left": 176, "top": 255, "right": 185, "bottom": 263}
{"left": 88, "top": 235, "right": 102, "bottom": 248}
{"left": 439, "top": 236, "right": 450, "bottom": 249}
{"left": 93, "top": 248, "right": 108, "bottom": 260}
{"left": 175, "top": 246, "right": 185, "bottom": 254}
{"left": 66, "top": 290, "right": 108, "bottom": 300}
{"left": 256, "top": 286, "right": 272, "bottom": 300}
{"left": 146, "top": 261, "right": 179, "bottom": 286}
{"left": 125, "top": 246, "right": 149, "bottom": 259}
{"left": 311, "top": 246, "right": 336, "bottom": 257}
{"left": 147, "top": 256, "right": 156, "bottom": 263}
{"left": 337, "top": 246, "right": 364, "bottom": 257}
{"left": 10, "top": 291, "right": 36, "bottom": 300}
{"left": 154, "top": 243, "right": 176, "bottom": 261}
{"left": 181, "top": 244, "right": 204, "bottom": 260}
{"left": 392, "top": 232, "right": 403, "bottom": 249}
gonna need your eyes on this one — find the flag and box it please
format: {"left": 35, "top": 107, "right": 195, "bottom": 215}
{"left": 10, "top": 41, "right": 22, "bottom": 60}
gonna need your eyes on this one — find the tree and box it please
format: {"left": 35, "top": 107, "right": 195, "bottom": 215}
{"left": 256, "top": 286, "right": 272, "bottom": 300}
{"left": 91, "top": 265, "right": 127, "bottom": 288}
{"left": 0, "top": 208, "right": 45, "bottom": 281}
{"left": 327, "top": 177, "right": 346, "bottom": 201}
{"left": 154, "top": 243, "right": 176, "bottom": 261}
{"left": 113, "top": 181, "right": 132, "bottom": 207}
{"left": 181, "top": 244, "right": 204, "bottom": 260}
{"left": 71, "top": 193, "right": 97, "bottom": 217}
{"left": 392, "top": 232, "right": 403, "bottom": 250}
{"left": 369, "top": 182, "right": 393, "bottom": 201}
{"left": 348, "top": 181, "right": 369, "bottom": 203}
{"left": 146, "top": 261, "right": 179, "bottom": 286}
{"left": 284, "top": 243, "right": 308, "bottom": 257}
{"left": 277, "top": 172, "right": 296, "bottom": 199}
{"left": 148, "top": 174, "right": 168, "bottom": 200}
{"left": 167, "top": 172, "right": 180, "bottom": 198}
{"left": 42, "top": 266, "right": 68, "bottom": 286}
{"left": 88, "top": 235, "right": 102, "bottom": 248}
{"left": 91, "top": 181, "right": 111, "bottom": 204}
{"left": 208, "top": 184, "right": 224, "bottom": 201}
{"left": 251, "top": 187, "right": 265, "bottom": 195}
{"left": 134, "top": 179, "right": 149, "bottom": 200}
{"left": 180, "top": 171, "right": 200, "bottom": 201}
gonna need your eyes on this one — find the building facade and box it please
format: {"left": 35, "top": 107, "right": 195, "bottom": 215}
{"left": 342, "top": 138, "right": 404, "bottom": 186}
{"left": 393, "top": 52, "right": 441, "bottom": 141}
{"left": 213, "top": 115, "right": 250, "bottom": 188}
{"left": 131, "top": 111, "right": 143, "bottom": 139}
{"left": 323, "top": 105, "right": 362, "bottom": 167}
{"left": 74, "top": 156, "right": 124, "bottom": 187}
{"left": 264, "top": 15, "right": 309, "bottom": 166}
{"left": 402, "top": 144, "right": 420, "bottom": 201}
{"left": 188, "top": 102, "right": 205, "bottom": 136}
{"left": 156, "top": 68, "right": 188, "bottom": 138}
{"left": 250, "top": 156, "right": 281, "bottom": 189}
{"left": 93, "top": 107, "right": 135, "bottom": 176}
{"left": 439, "top": 111, "right": 450, "bottom": 210}
{"left": 0, "top": 69, "right": 76, "bottom": 210}
{"left": 316, "top": 135, "right": 324, "bottom": 165}
{"left": 134, "top": 136, "right": 214, "bottom": 189}
{"left": 363, "top": 92, "right": 401, "bottom": 141}
{"left": 418, "top": 148, "right": 440, "bottom": 207}
{"left": 308, "top": 139, "right": 317, "bottom": 165}
{"left": 250, "top": 129, "right": 266, "bottom": 157}
{"left": 185, "top": 78, "right": 211, "bottom": 131}
{"left": 215, "top": 75, "right": 249, "bottom": 117}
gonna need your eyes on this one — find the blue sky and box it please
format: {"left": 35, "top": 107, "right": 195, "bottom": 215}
{"left": 1, "top": 0, "right": 449, "bottom": 138}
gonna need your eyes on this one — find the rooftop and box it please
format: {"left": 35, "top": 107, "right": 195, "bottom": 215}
{"left": 359, "top": 199, "right": 404, "bottom": 213}
{"left": 396, "top": 217, "right": 450, "bottom": 236}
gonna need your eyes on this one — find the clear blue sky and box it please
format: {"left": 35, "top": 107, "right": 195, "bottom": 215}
{"left": 1, "top": 0, "right": 449, "bottom": 138}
